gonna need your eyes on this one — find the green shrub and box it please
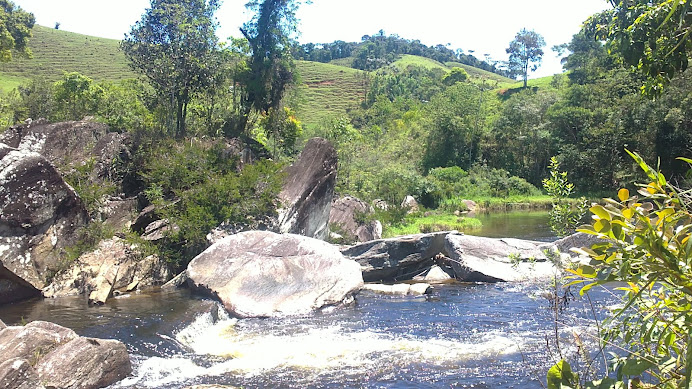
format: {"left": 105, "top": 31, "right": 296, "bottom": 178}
{"left": 554, "top": 151, "right": 692, "bottom": 388}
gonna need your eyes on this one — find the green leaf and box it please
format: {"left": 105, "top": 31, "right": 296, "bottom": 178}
{"left": 591, "top": 205, "right": 611, "bottom": 221}
{"left": 547, "top": 360, "right": 578, "bottom": 389}
{"left": 621, "top": 357, "right": 654, "bottom": 376}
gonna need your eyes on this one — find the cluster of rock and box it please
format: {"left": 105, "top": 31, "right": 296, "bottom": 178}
{"left": 344, "top": 231, "right": 571, "bottom": 284}
{"left": 0, "top": 319, "right": 131, "bottom": 389}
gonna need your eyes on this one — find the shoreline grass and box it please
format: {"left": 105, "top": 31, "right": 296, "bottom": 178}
{"left": 383, "top": 213, "right": 482, "bottom": 238}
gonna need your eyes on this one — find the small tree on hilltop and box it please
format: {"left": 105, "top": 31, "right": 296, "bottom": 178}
{"left": 506, "top": 28, "right": 545, "bottom": 88}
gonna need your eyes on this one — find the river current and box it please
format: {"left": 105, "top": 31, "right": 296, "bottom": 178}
{"left": 0, "top": 211, "right": 616, "bottom": 388}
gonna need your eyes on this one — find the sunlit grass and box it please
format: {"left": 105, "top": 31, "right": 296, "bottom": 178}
{"left": 383, "top": 213, "right": 482, "bottom": 238}
{"left": 0, "top": 25, "right": 135, "bottom": 88}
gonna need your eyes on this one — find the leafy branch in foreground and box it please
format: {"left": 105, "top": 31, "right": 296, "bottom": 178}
{"left": 549, "top": 150, "right": 692, "bottom": 388}
{"left": 543, "top": 156, "right": 588, "bottom": 237}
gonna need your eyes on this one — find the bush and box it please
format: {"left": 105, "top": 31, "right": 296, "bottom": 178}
{"left": 554, "top": 151, "right": 692, "bottom": 388}
{"left": 141, "top": 139, "right": 283, "bottom": 270}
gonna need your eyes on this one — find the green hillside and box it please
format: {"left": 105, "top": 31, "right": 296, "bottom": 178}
{"left": 390, "top": 55, "right": 449, "bottom": 72}
{"left": 0, "top": 25, "right": 135, "bottom": 90}
{"left": 445, "top": 61, "right": 514, "bottom": 84}
{"left": 292, "top": 60, "right": 366, "bottom": 128}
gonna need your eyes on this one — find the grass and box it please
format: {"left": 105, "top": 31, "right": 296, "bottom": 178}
{"left": 445, "top": 61, "right": 514, "bottom": 84}
{"left": 390, "top": 55, "right": 450, "bottom": 72}
{"left": 383, "top": 213, "right": 482, "bottom": 238}
{"left": 464, "top": 195, "right": 555, "bottom": 211}
{"left": 0, "top": 25, "right": 135, "bottom": 87}
{"left": 291, "top": 60, "right": 366, "bottom": 128}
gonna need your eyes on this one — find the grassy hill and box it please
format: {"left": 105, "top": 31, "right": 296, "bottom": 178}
{"left": 0, "top": 25, "right": 135, "bottom": 91}
{"left": 390, "top": 55, "right": 449, "bottom": 72}
{"left": 291, "top": 60, "right": 366, "bottom": 128}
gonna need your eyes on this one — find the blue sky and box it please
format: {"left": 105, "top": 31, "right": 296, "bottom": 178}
{"left": 12, "top": 0, "right": 611, "bottom": 78}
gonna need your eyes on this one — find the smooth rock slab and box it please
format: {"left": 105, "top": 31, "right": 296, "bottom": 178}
{"left": 37, "top": 337, "right": 131, "bottom": 389}
{"left": 187, "top": 231, "right": 363, "bottom": 318}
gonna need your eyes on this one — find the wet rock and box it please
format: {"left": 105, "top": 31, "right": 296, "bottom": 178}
{"left": 0, "top": 320, "right": 131, "bottom": 389}
{"left": 0, "top": 358, "right": 45, "bottom": 389}
{"left": 329, "top": 195, "right": 381, "bottom": 243}
{"left": 361, "top": 283, "right": 430, "bottom": 296}
{"left": 187, "top": 230, "right": 363, "bottom": 318}
{"left": 444, "top": 234, "right": 557, "bottom": 282}
{"left": 37, "top": 337, "right": 131, "bottom": 389}
{"left": 162, "top": 269, "right": 189, "bottom": 289}
{"left": 277, "top": 138, "right": 337, "bottom": 240}
{"left": 341, "top": 231, "right": 450, "bottom": 283}
{"left": 43, "top": 237, "right": 170, "bottom": 304}
{"left": 0, "top": 143, "right": 89, "bottom": 300}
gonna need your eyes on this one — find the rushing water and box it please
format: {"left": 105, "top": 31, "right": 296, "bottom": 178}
{"left": 0, "top": 282, "right": 614, "bottom": 388}
{"left": 0, "top": 211, "right": 615, "bottom": 388}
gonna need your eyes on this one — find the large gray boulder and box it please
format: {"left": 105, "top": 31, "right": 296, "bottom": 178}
{"left": 0, "top": 118, "right": 132, "bottom": 188}
{"left": 43, "top": 237, "right": 170, "bottom": 304}
{"left": 444, "top": 234, "right": 558, "bottom": 282}
{"left": 277, "top": 138, "right": 337, "bottom": 240}
{"left": 329, "top": 195, "right": 382, "bottom": 242}
{"left": 341, "top": 232, "right": 449, "bottom": 282}
{"left": 0, "top": 320, "right": 131, "bottom": 389}
{"left": 0, "top": 143, "right": 89, "bottom": 303}
{"left": 187, "top": 230, "right": 363, "bottom": 318}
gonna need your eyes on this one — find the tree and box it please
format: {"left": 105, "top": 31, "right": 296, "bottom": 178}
{"left": 122, "top": 0, "right": 221, "bottom": 138}
{"left": 53, "top": 72, "right": 103, "bottom": 121}
{"left": 238, "top": 0, "right": 301, "bottom": 134}
{"left": 506, "top": 28, "right": 545, "bottom": 88}
{"left": 586, "top": 0, "right": 692, "bottom": 96}
{"left": 0, "top": 0, "right": 35, "bottom": 62}
{"left": 442, "top": 67, "right": 469, "bottom": 85}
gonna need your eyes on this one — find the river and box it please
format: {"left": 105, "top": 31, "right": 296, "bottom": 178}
{"left": 0, "top": 211, "right": 614, "bottom": 388}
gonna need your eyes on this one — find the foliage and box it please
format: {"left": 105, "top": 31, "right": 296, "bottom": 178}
{"left": 506, "top": 28, "right": 546, "bottom": 88}
{"left": 421, "top": 83, "right": 486, "bottom": 172}
{"left": 122, "top": 0, "right": 221, "bottom": 137}
{"left": 587, "top": 0, "right": 692, "bottom": 95}
{"left": 383, "top": 213, "right": 482, "bottom": 238}
{"left": 238, "top": 0, "right": 301, "bottom": 134}
{"left": 0, "top": 0, "right": 34, "bottom": 62}
{"left": 563, "top": 151, "right": 692, "bottom": 388}
{"left": 257, "top": 106, "right": 303, "bottom": 157}
{"left": 543, "top": 156, "right": 588, "bottom": 237}
{"left": 53, "top": 72, "right": 103, "bottom": 121}
{"left": 62, "top": 158, "right": 117, "bottom": 217}
{"left": 140, "top": 139, "right": 283, "bottom": 269}
{"left": 443, "top": 67, "right": 469, "bottom": 85}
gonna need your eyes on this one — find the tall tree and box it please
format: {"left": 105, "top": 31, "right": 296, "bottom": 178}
{"left": 238, "top": 0, "right": 301, "bottom": 134}
{"left": 586, "top": 0, "right": 692, "bottom": 96}
{"left": 122, "top": 0, "right": 221, "bottom": 138}
{"left": 506, "top": 28, "right": 546, "bottom": 88}
{"left": 0, "top": 0, "right": 35, "bottom": 62}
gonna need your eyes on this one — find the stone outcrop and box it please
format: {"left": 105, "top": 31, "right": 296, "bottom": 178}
{"left": 329, "top": 195, "right": 382, "bottom": 242}
{"left": 277, "top": 138, "right": 337, "bottom": 240}
{"left": 0, "top": 143, "right": 89, "bottom": 303}
{"left": 548, "top": 232, "right": 607, "bottom": 257}
{"left": 187, "top": 230, "right": 363, "bottom": 318}
{"left": 43, "top": 237, "right": 170, "bottom": 304}
{"left": 401, "top": 195, "right": 419, "bottom": 213}
{"left": 445, "top": 234, "right": 558, "bottom": 282}
{"left": 341, "top": 232, "right": 449, "bottom": 282}
{"left": 0, "top": 320, "right": 131, "bottom": 389}
{"left": 0, "top": 118, "right": 132, "bottom": 189}
{"left": 343, "top": 231, "right": 569, "bottom": 283}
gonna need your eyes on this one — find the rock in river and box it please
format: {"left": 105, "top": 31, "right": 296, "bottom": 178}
{"left": 187, "top": 230, "right": 363, "bottom": 318}
{"left": 0, "top": 320, "right": 131, "bottom": 389}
